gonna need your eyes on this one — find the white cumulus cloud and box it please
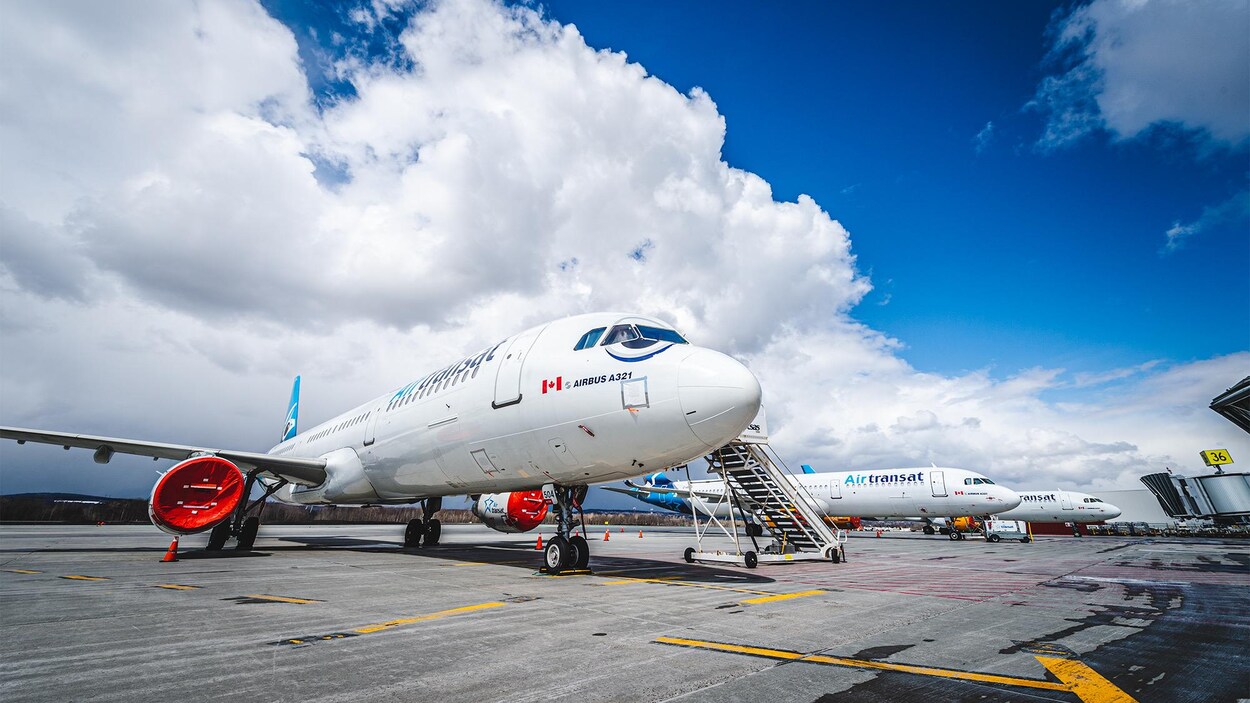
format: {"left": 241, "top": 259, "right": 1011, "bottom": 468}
{"left": 1033, "top": 0, "right": 1250, "bottom": 150}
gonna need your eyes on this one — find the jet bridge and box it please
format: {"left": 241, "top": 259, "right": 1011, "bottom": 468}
{"left": 682, "top": 411, "right": 846, "bottom": 568}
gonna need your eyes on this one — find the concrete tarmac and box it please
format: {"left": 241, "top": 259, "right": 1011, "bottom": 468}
{"left": 1, "top": 524, "right": 1246, "bottom": 702}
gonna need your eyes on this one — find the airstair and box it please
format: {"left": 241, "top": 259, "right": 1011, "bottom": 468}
{"left": 683, "top": 412, "right": 846, "bottom": 568}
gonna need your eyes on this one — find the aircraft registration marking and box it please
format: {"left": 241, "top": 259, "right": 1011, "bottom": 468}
{"left": 654, "top": 636, "right": 1137, "bottom": 703}
{"left": 740, "top": 590, "right": 825, "bottom": 604}
{"left": 60, "top": 575, "right": 109, "bottom": 581}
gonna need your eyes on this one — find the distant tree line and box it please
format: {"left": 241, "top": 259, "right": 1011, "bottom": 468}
{"left": 0, "top": 495, "right": 691, "bottom": 527}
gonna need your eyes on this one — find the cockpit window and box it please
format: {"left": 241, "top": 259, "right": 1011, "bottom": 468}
{"left": 981, "top": 478, "right": 995, "bottom": 485}
{"left": 965, "top": 477, "right": 995, "bottom": 485}
{"left": 574, "top": 327, "right": 606, "bottom": 351}
{"left": 1084, "top": 497, "right": 1103, "bottom": 504}
{"left": 601, "top": 324, "right": 641, "bottom": 346}
{"left": 602, "top": 323, "right": 690, "bottom": 349}
{"left": 964, "top": 478, "right": 973, "bottom": 485}
{"left": 637, "top": 325, "right": 688, "bottom": 344}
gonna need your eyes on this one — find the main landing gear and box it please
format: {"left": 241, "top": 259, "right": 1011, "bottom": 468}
{"left": 207, "top": 471, "right": 287, "bottom": 552}
{"left": 403, "top": 498, "right": 443, "bottom": 548}
{"left": 542, "top": 484, "right": 590, "bottom": 574}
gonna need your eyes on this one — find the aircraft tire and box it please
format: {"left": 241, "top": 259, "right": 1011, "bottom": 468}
{"left": 570, "top": 535, "right": 590, "bottom": 569}
{"left": 234, "top": 517, "right": 260, "bottom": 551}
{"left": 545, "top": 536, "right": 570, "bottom": 571}
{"left": 404, "top": 519, "right": 425, "bottom": 548}
{"left": 987, "top": 534, "right": 1001, "bottom": 543}
{"left": 206, "top": 521, "right": 231, "bottom": 551}
{"left": 684, "top": 547, "right": 696, "bottom": 563}
{"left": 424, "top": 519, "right": 441, "bottom": 546}
{"left": 748, "top": 523, "right": 764, "bottom": 537}
{"left": 744, "top": 551, "right": 758, "bottom": 569}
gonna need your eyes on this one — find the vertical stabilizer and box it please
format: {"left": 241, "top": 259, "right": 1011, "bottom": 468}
{"left": 283, "top": 376, "right": 301, "bottom": 442}
{"left": 801, "top": 464, "right": 816, "bottom": 474}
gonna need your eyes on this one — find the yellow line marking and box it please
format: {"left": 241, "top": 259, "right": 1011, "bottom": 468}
{"left": 60, "top": 575, "right": 109, "bottom": 581}
{"left": 452, "top": 562, "right": 486, "bottom": 567}
{"left": 600, "top": 576, "right": 773, "bottom": 596}
{"left": 153, "top": 584, "right": 201, "bottom": 590}
{"left": 353, "top": 602, "right": 506, "bottom": 634}
{"left": 741, "top": 590, "right": 825, "bottom": 604}
{"left": 244, "top": 594, "right": 321, "bottom": 604}
{"left": 658, "top": 637, "right": 806, "bottom": 661}
{"left": 6, "top": 569, "right": 41, "bottom": 574}
{"left": 1038, "top": 656, "right": 1139, "bottom": 703}
{"left": 802, "top": 653, "right": 1069, "bottom": 692}
{"left": 655, "top": 637, "right": 1138, "bottom": 702}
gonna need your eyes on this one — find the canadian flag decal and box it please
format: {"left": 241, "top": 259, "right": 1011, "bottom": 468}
{"left": 542, "top": 376, "right": 563, "bottom": 394}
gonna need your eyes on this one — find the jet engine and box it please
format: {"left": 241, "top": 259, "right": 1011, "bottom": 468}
{"left": 471, "top": 490, "right": 548, "bottom": 533}
{"left": 824, "top": 516, "right": 862, "bottom": 530}
{"left": 148, "top": 456, "right": 245, "bottom": 535}
{"left": 950, "top": 516, "right": 982, "bottom": 533}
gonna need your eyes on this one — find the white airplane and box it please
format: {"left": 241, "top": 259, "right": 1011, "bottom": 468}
{"left": 994, "top": 489, "right": 1122, "bottom": 525}
{"left": 603, "top": 464, "right": 1021, "bottom": 536}
{"left": 0, "top": 312, "right": 762, "bottom": 572}
{"left": 922, "top": 489, "right": 1123, "bottom": 538}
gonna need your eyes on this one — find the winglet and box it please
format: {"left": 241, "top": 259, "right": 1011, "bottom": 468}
{"left": 801, "top": 464, "right": 816, "bottom": 475}
{"left": 282, "top": 376, "right": 300, "bottom": 442}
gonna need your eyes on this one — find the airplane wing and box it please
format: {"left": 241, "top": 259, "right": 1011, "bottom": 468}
{"left": 600, "top": 486, "right": 650, "bottom": 497}
{"left": 0, "top": 426, "right": 328, "bottom": 486}
{"left": 605, "top": 482, "right": 726, "bottom": 501}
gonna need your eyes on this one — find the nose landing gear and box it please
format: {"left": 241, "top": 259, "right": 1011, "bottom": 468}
{"left": 540, "top": 484, "right": 591, "bottom": 574}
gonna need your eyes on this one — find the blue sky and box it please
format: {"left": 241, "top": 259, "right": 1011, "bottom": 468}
{"left": 266, "top": 0, "right": 1248, "bottom": 380}
{"left": 2, "top": 0, "right": 1247, "bottom": 503}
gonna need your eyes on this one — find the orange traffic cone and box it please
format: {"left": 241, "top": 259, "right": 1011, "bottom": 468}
{"left": 535, "top": 534, "right": 543, "bottom": 550}
{"left": 160, "top": 537, "right": 179, "bottom": 563}
{"left": 638, "top": 530, "right": 644, "bottom": 538}
{"left": 603, "top": 530, "right": 610, "bottom": 541}
{"left": 619, "top": 527, "right": 623, "bottom": 533}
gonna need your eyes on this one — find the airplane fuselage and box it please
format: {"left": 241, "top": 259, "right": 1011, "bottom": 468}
{"left": 629, "top": 467, "right": 1020, "bottom": 520}
{"left": 992, "top": 490, "right": 1122, "bottom": 523}
{"left": 273, "top": 313, "right": 762, "bottom": 504}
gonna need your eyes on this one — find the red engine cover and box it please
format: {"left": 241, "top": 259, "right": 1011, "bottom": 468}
{"left": 148, "top": 456, "right": 245, "bottom": 535}
{"left": 506, "top": 490, "right": 548, "bottom": 532}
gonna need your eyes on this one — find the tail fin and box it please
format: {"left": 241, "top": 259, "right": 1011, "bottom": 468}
{"left": 801, "top": 464, "right": 816, "bottom": 475}
{"left": 644, "top": 472, "right": 673, "bottom": 487}
{"left": 282, "top": 376, "right": 300, "bottom": 442}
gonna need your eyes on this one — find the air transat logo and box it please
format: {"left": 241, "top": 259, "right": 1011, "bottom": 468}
{"left": 283, "top": 402, "right": 298, "bottom": 441}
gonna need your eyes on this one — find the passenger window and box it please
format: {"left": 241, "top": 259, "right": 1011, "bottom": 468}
{"left": 574, "top": 327, "right": 606, "bottom": 351}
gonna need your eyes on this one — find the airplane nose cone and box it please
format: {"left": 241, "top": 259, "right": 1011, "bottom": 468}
{"left": 1105, "top": 505, "right": 1122, "bottom": 520}
{"left": 678, "top": 349, "right": 762, "bottom": 448}
{"left": 997, "top": 487, "right": 1022, "bottom": 510}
